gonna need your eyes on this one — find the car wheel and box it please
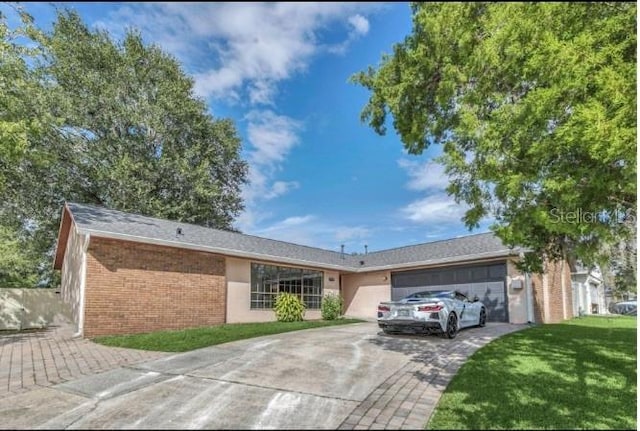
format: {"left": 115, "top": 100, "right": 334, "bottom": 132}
{"left": 478, "top": 307, "right": 487, "bottom": 327}
{"left": 445, "top": 312, "right": 458, "bottom": 339}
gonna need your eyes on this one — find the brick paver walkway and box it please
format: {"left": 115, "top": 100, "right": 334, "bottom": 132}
{"left": 0, "top": 324, "right": 168, "bottom": 397}
{"left": 338, "top": 324, "right": 524, "bottom": 430}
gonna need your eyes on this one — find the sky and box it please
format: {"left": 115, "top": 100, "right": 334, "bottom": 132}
{"left": 14, "top": 2, "right": 492, "bottom": 254}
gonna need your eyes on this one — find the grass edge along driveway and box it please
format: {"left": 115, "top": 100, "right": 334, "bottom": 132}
{"left": 428, "top": 316, "right": 636, "bottom": 430}
{"left": 94, "top": 319, "right": 364, "bottom": 352}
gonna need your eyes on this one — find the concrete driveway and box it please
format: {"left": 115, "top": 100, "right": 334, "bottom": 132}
{"left": 1, "top": 322, "right": 523, "bottom": 430}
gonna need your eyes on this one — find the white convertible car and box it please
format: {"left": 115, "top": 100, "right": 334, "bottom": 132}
{"left": 377, "top": 290, "right": 487, "bottom": 338}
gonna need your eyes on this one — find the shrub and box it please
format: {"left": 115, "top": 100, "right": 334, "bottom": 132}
{"left": 274, "top": 293, "right": 305, "bottom": 322}
{"left": 321, "top": 293, "right": 343, "bottom": 320}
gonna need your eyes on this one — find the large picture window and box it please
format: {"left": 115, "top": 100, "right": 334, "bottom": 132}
{"left": 251, "top": 263, "right": 323, "bottom": 309}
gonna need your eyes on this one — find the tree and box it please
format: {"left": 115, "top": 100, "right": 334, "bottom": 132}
{"left": 0, "top": 8, "right": 38, "bottom": 192}
{"left": 0, "top": 7, "right": 57, "bottom": 286}
{"left": 352, "top": 2, "right": 636, "bottom": 271}
{"left": 0, "top": 9, "right": 248, "bottom": 286}
{"left": 600, "top": 224, "right": 637, "bottom": 300}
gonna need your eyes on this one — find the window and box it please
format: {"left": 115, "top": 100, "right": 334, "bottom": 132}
{"left": 407, "top": 290, "right": 454, "bottom": 299}
{"left": 251, "top": 263, "right": 323, "bottom": 309}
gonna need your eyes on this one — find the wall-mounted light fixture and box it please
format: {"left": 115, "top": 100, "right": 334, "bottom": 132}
{"left": 328, "top": 277, "right": 335, "bottom": 282}
{"left": 383, "top": 276, "right": 388, "bottom": 281}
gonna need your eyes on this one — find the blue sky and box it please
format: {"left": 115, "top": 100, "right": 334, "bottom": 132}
{"left": 17, "top": 2, "right": 492, "bottom": 253}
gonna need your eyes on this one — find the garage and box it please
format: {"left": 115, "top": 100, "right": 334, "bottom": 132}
{"left": 391, "top": 262, "right": 509, "bottom": 322}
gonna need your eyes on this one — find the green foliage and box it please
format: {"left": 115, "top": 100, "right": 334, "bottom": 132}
{"left": 352, "top": 2, "right": 636, "bottom": 271}
{"left": 320, "top": 293, "right": 343, "bottom": 320}
{"left": 273, "top": 293, "right": 306, "bottom": 322}
{"left": 429, "top": 316, "right": 637, "bottom": 429}
{"left": 0, "top": 8, "right": 248, "bottom": 286}
{"left": 0, "top": 10, "right": 31, "bottom": 191}
{"left": 612, "top": 240, "right": 637, "bottom": 297}
{"left": 0, "top": 224, "right": 38, "bottom": 287}
{"left": 94, "top": 319, "right": 365, "bottom": 352}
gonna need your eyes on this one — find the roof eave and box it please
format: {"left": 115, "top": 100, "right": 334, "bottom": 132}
{"left": 356, "top": 250, "right": 520, "bottom": 272}
{"left": 75, "top": 228, "right": 521, "bottom": 273}
{"left": 78, "top": 228, "right": 360, "bottom": 272}
{"left": 53, "top": 204, "right": 74, "bottom": 270}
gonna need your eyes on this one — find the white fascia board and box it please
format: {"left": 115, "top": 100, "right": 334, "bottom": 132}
{"left": 359, "top": 250, "right": 518, "bottom": 272}
{"left": 76, "top": 232, "right": 90, "bottom": 338}
{"left": 78, "top": 228, "right": 357, "bottom": 272}
{"left": 78, "top": 228, "right": 519, "bottom": 274}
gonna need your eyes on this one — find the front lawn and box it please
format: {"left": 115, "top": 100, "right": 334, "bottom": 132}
{"left": 93, "top": 319, "right": 364, "bottom": 352}
{"left": 428, "top": 316, "right": 637, "bottom": 430}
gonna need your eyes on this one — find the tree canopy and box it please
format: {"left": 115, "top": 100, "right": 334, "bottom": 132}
{"left": 352, "top": 2, "right": 636, "bottom": 272}
{"left": 0, "top": 9, "right": 247, "bottom": 286}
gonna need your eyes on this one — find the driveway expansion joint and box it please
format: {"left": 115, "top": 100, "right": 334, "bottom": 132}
{"left": 1, "top": 322, "right": 524, "bottom": 430}
{"left": 184, "top": 372, "right": 364, "bottom": 403}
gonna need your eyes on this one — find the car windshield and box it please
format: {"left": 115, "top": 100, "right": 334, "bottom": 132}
{"left": 405, "top": 291, "right": 453, "bottom": 300}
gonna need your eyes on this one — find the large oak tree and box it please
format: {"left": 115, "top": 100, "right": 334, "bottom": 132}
{"left": 352, "top": 2, "right": 636, "bottom": 273}
{"left": 0, "top": 9, "right": 248, "bottom": 286}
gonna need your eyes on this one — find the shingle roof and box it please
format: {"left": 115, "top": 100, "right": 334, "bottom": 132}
{"left": 360, "top": 233, "right": 519, "bottom": 269}
{"left": 63, "top": 202, "right": 520, "bottom": 271}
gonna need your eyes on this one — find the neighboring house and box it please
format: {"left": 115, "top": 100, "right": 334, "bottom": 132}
{"left": 571, "top": 263, "right": 607, "bottom": 315}
{"left": 54, "top": 202, "right": 574, "bottom": 337}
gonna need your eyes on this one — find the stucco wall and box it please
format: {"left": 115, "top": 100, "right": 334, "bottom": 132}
{"left": 572, "top": 272, "right": 606, "bottom": 316}
{"left": 506, "top": 259, "right": 528, "bottom": 324}
{"left": 0, "top": 289, "right": 71, "bottom": 330}
{"left": 342, "top": 270, "right": 391, "bottom": 320}
{"left": 84, "top": 238, "right": 226, "bottom": 337}
{"left": 225, "top": 257, "right": 340, "bottom": 323}
{"left": 60, "top": 225, "right": 88, "bottom": 332}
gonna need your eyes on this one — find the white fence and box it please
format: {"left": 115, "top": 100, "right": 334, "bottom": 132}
{"left": 0, "top": 288, "right": 71, "bottom": 330}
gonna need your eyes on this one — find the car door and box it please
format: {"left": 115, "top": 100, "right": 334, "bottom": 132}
{"left": 455, "top": 292, "right": 477, "bottom": 327}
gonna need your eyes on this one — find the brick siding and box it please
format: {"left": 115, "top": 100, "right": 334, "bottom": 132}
{"left": 531, "top": 259, "right": 573, "bottom": 323}
{"left": 84, "top": 237, "right": 226, "bottom": 337}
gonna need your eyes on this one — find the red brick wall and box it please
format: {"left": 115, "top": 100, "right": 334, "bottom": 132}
{"left": 531, "top": 259, "right": 573, "bottom": 323}
{"left": 84, "top": 237, "right": 226, "bottom": 337}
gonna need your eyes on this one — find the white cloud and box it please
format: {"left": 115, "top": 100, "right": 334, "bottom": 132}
{"left": 397, "top": 158, "right": 450, "bottom": 191}
{"left": 402, "top": 193, "right": 468, "bottom": 224}
{"left": 246, "top": 110, "right": 301, "bottom": 166}
{"left": 239, "top": 110, "right": 302, "bottom": 213}
{"left": 327, "top": 13, "right": 371, "bottom": 55}
{"left": 264, "top": 181, "right": 299, "bottom": 199}
{"left": 97, "top": 2, "right": 380, "bottom": 105}
{"left": 91, "top": 2, "right": 383, "bottom": 235}
{"left": 348, "top": 14, "right": 370, "bottom": 36}
{"left": 335, "top": 226, "right": 371, "bottom": 242}
{"left": 253, "top": 215, "right": 371, "bottom": 250}
{"left": 260, "top": 215, "right": 316, "bottom": 231}
{"left": 398, "top": 157, "right": 469, "bottom": 225}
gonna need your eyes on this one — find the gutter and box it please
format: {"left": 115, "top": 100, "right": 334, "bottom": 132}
{"left": 359, "top": 250, "right": 518, "bottom": 272}
{"left": 518, "top": 251, "right": 535, "bottom": 324}
{"left": 77, "top": 228, "right": 355, "bottom": 272}
{"left": 74, "top": 232, "right": 90, "bottom": 338}
{"left": 77, "top": 227, "right": 520, "bottom": 273}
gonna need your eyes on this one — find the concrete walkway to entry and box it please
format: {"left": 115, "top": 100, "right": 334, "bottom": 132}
{"left": 0, "top": 322, "right": 524, "bottom": 429}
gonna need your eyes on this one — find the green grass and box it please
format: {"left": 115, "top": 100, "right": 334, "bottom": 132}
{"left": 428, "top": 316, "right": 637, "bottom": 430}
{"left": 93, "top": 319, "right": 364, "bottom": 352}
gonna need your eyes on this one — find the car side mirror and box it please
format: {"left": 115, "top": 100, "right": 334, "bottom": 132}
{"left": 473, "top": 295, "right": 480, "bottom": 302}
